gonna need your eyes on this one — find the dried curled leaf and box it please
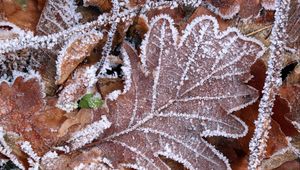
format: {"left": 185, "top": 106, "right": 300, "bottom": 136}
{"left": 55, "top": 31, "right": 103, "bottom": 85}
{"left": 54, "top": 15, "right": 264, "bottom": 169}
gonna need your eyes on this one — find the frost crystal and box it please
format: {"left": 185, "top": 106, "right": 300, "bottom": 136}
{"left": 248, "top": 0, "right": 291, "bottom": 169}
{"left": 20, "top": 141, "right": 40, "bottom": 170}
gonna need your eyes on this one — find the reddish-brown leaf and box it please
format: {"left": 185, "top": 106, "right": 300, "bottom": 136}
{"left": 51, "top": 14, "right": 265, "bottom": 169}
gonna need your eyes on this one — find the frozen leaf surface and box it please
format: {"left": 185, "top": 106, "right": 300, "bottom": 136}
{"left": 70, "top": 15, "right": 265, "bottom": 170}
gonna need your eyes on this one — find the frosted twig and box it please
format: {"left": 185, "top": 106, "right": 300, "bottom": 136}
{"left": 248, "top": 0, "right": 290, "bottom": 169}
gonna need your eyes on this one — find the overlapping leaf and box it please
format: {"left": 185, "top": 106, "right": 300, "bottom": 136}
{"left": 280, "top": 85, "right": 300, "bottom": 133}
{"left": 65, "top": 15, "right": 265, "bottom": 169}
{"left": 204, "top": 0, "right": 275, "bottom": 19}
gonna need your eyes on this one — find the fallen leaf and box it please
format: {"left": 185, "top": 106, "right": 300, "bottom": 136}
{"left": 58, "top": 14, "right": 264, "bottom": 169}
{"left": 279, "top": 85, "right": 300, "bottom": 133}
{"left": 0, "top": 72, "right": 47, "bottom": 156}
{"left": 55, "top": 31, "right": 102, "bottom": 85}
{"left": 286, "top": 1, "right": 300, "bottom": 54}
{"left": 0, "top": 0, "right": 44, "bottom": 31}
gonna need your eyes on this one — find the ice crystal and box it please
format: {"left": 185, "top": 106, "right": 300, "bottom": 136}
{"left": 20, "top": 141, "right": 40, "bottom": 170}
{"left": 55, "top": 14, "right": 264, "bottom": 169}
{"left": 248, "top": 0, "right": 291, "bottom": 169}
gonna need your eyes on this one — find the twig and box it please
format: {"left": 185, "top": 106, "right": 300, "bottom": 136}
{"left": 246, "top": 24, "right": 273, "bottom": 36}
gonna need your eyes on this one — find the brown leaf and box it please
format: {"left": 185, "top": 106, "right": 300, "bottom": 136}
{"left": 0, "top": 0, "right": 44, "bottom": 31}
{"left": 286, "top": 1, "right": 300, "bottom": 54}
{"left": 0, "top": 73, "right": 47, "bottom": 156}
{"left": 56, "top": 32, "right": 102, "bottom": 85}
{"left": 58, "top": 109, "right": 93, "bottom": 137}
{"left": 83, "top": 0, "right": 113, "bottom": 12}
{"left": 205, "top": 0, "right": 240, "bottom": 19}
{"left": 56, "top": 14, "right": 264, "bottom": 169}
{"left": 279, "top": 85, "right": 300, "bottom": 133}
{"left": 204, "top": 0, "right": 275, "bottom": 19}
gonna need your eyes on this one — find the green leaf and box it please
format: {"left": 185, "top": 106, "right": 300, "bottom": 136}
{"left": 88, "top": 97, "right": 103, "bottom": 109}
{"left": 79, "top": 93, "right": 103, "bottom": 109}
{"left": 14, "top": 0, "right": 27, "bottom": 10}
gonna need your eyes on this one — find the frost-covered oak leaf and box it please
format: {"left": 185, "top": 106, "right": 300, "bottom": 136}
{"left": 56, "top": 31, "right": 103, "bottom": 85}
{"left": 0, "top": 71, "right": 49, "bottom": 156}
{"left": 83, "top": 15, "right": 265, "bottom": 170}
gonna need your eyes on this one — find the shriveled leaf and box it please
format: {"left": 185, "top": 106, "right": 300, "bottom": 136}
{"left": 55, "top": 31, "right": 102, "bottom": 85}
{"left": 54, "top": 15, "right": 264, "bottom": 169}
{"left": 33, "top": 0, "right": 84, "bottom": 95}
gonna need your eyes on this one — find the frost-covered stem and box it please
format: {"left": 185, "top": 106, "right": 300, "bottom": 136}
{"left": 99, "top": 0, "right": 122, "bottom": 70}
{"left": 248, "top": 0, "right": 290, "bottom": 169}
{"left": 0, "top": 10, "right": 135, "bottom": 54}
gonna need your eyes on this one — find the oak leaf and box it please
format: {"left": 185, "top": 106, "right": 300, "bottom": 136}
{"left": 63, "top": 15, "right": 264, "bottom": 169}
